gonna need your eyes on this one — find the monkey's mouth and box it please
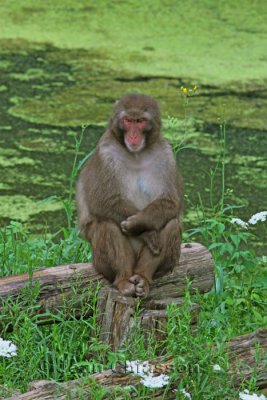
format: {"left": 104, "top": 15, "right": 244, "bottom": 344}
{"left": 124, "top": 136, "right": 145, "bottom": 153}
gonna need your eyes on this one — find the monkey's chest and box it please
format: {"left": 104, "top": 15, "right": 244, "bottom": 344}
{"left": 122, "top": 172, "right": 163, "bottom": 210}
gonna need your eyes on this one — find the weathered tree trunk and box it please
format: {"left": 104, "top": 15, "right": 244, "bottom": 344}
{"left": 97, "top": 287, "right": 200, "bottom": 351}
{"left": 0, "top": 243, "right": 214, "bottom": 328}
{"left": 5, "top": 329, "right": 267, "bottom": 400}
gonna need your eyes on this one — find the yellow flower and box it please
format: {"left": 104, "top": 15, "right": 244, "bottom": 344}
{"left": 182, "top": 87, "right": 188, "bottom": 94}
{"left": 193, "top": 85, "right": 198, "bottom": 91}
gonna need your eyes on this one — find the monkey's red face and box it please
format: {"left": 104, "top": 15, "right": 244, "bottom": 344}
{"left": 122, "top": 116, "right": 148, "bottom": 153}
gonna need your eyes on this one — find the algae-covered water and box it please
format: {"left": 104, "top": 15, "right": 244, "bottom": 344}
{"left": 0, "top": 1, "right": 266, "bottom": 250}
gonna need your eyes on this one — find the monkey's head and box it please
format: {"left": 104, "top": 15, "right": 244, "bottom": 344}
{"left": 110, "top": 93, "right": 161, "bottom": 153}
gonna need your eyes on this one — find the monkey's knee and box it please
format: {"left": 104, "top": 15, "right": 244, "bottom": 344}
{"left": 90, "top": 221, "right": 121, "bottom": 246}
{"left": 161, "top": 218, "right": 181, "bottom": 246}
{"left": 156, "top": 219, "right": 181, "bottom": 276}
{"left": 91, "top": 221, "right": 135, "bottom": 283}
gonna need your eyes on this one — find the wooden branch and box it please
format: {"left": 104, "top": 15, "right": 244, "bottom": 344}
{"left": 5, "top": 329, "right": 267, "bottom": 400}
{"left": 0, "top": 243, "right": 214, "bottom": 327}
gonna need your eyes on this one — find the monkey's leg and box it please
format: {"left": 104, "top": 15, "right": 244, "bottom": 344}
{"left": 131, "top": 218, "right": 181, "bottom": 298}
{"left": 91, "top": 221, "right": 136, "bottom": 296}
{"left": 154, "top": 218, "right": 181, "bottom": 278}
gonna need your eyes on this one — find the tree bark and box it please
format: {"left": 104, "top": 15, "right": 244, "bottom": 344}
{"left": 228, "top": 328, "right": 267, "bottom": 388}
{"left": 4, "top": 329, "right": 267, "bottom": 400}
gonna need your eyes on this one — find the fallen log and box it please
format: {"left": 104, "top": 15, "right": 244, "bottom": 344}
{"left": 229, "top": 328, "right": 267, "bottom": 388}
{"left": 5, "top": 329, "right": 267, "bottom": 400}
{"left": 0, "top": 243, "right": 214, "bottom": 328}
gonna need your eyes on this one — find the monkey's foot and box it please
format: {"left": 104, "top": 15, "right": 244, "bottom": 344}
{"left": 116, "top": 279, "right": 136, "bottom": 297}
{"left": 139, "top": 230, "right": 161, "bottom": 255}
{"left": 129, "top": 274, "right": 150, "bottom": 298}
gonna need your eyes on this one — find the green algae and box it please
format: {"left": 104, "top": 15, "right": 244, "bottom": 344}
{"left": 7, "top": 62, "right": 267, "bottom": 131}
{"left": 16, "top": 137, "right": 68, "bottom": 153}
{"left": 0, "top": 156, "right": 35, "bottom": 167}
{"left": 0, "top": 1, "right": 266, "bottom": 85}
{"left": 10, "top": 68, "right": 50, "bottom": 82}
{"left": 0, "top": 60, "right": 11, "bottom": 69}
{"left": 234, "top": 167, "right": 267, "bottom": 190}
{"left": 0, "top": 195, "right": 63, "bottom": 222}
{"left": 199, "top": 95, "right": 267, "bottom": 131}
{"left": 164, "top": 117, "right": 221, "bottom": 156}
{"left": 0, "top": 183, "right": 11, "bottom": 190}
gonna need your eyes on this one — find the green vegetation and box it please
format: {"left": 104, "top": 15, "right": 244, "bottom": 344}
{"left": 1, "top": 121, "right": 266, "bottom": 399}
{"left": 0, "top": 213, "right": 266, "bottom": 398}
{"left": 0, "top": 1, "right": 266, "bottom": 398}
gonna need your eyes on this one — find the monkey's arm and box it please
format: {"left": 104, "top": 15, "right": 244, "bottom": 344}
{"left": 121, "top": 197, "right": 181, "bottom": 235}
{"left": 93, "top": 193, "right": 139, "bottom": 224}
{"left": 76, "top": 155, "right": 139, "bottom": 235}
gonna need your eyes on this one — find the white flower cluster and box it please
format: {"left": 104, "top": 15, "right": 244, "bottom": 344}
{"left": 248, "top": 211, "right": 267, "bottom": 225}
{"left": 213, "top": 364, "right": 222, "bottom": 372}
{"left": 239, "top": 389, "right": 266, "bottom": 400}
{"left": 180, "top": 388, "right": 192, "bottom": 399}
{"left": 126, "top": 360, "right": 169, "bottom": 388}
{"left": 0, "top": 337, "right": 17, "bottom": 358}
{"left": 231, "top": 218, "right": 249, "bottom": 229}
{"left": 231, "top": 211, "right": 267, "bottom": 228}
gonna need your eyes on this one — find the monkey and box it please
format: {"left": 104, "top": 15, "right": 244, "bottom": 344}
{"left": 76, "top": 93, "right": 183, "bottom": 298}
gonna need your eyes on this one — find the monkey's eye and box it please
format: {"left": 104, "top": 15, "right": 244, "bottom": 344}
{"left": 124, "top": 117, "right": 134, "bottom": 124}
{"left": 123, "top": 117, "right": 147, "bottom": 127}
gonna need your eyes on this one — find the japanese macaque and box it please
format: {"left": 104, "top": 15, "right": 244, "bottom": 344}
{"left": 76, "top": 93, "right": 183, "bottom": 298}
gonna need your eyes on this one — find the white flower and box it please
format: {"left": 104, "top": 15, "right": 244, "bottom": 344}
{"left": 248, "top": 211, "right": 267, "bottom": 225}
{"left": 126, "top": 360, "right": 169, "bottom": 388}
{"left": 0, "top": 337, "right": 17, "bottom": 358}
{"left": 231, "top": 218, "right": 248, "bottom": 228}
{"left": 239, "top": 389, "right": 267, "bottom": 400}
{"left": 181, "top": 388, "right": 192, "bottom": 399}
{"left": 141, "top": 373, "right": 169, "bottom": 388}
{"left": 213, "top": 364, "right": 222, "bottom": 372}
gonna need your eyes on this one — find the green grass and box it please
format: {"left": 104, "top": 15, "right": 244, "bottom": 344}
{"left": 0, "top": 124, "right": 267, "bottom": 399}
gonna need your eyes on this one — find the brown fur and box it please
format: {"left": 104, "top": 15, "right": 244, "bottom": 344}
{"left": 76, "top": 93, "right": 183, "bottom": 298}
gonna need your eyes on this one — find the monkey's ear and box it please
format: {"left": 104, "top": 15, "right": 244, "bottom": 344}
{"left": 114, "top": 99, "right": 119, "bottom": 106}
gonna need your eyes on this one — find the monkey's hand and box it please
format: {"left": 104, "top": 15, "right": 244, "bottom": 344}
{"left": 138, "top": 230, "right": 161, "bottom": 255}
{"left": 121, "top": 214, "right": 146, "bottom": 235}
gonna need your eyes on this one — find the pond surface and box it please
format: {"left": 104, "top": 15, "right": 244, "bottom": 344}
{"left": 0, "top": 1, "right": 266, "bottom": 252}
